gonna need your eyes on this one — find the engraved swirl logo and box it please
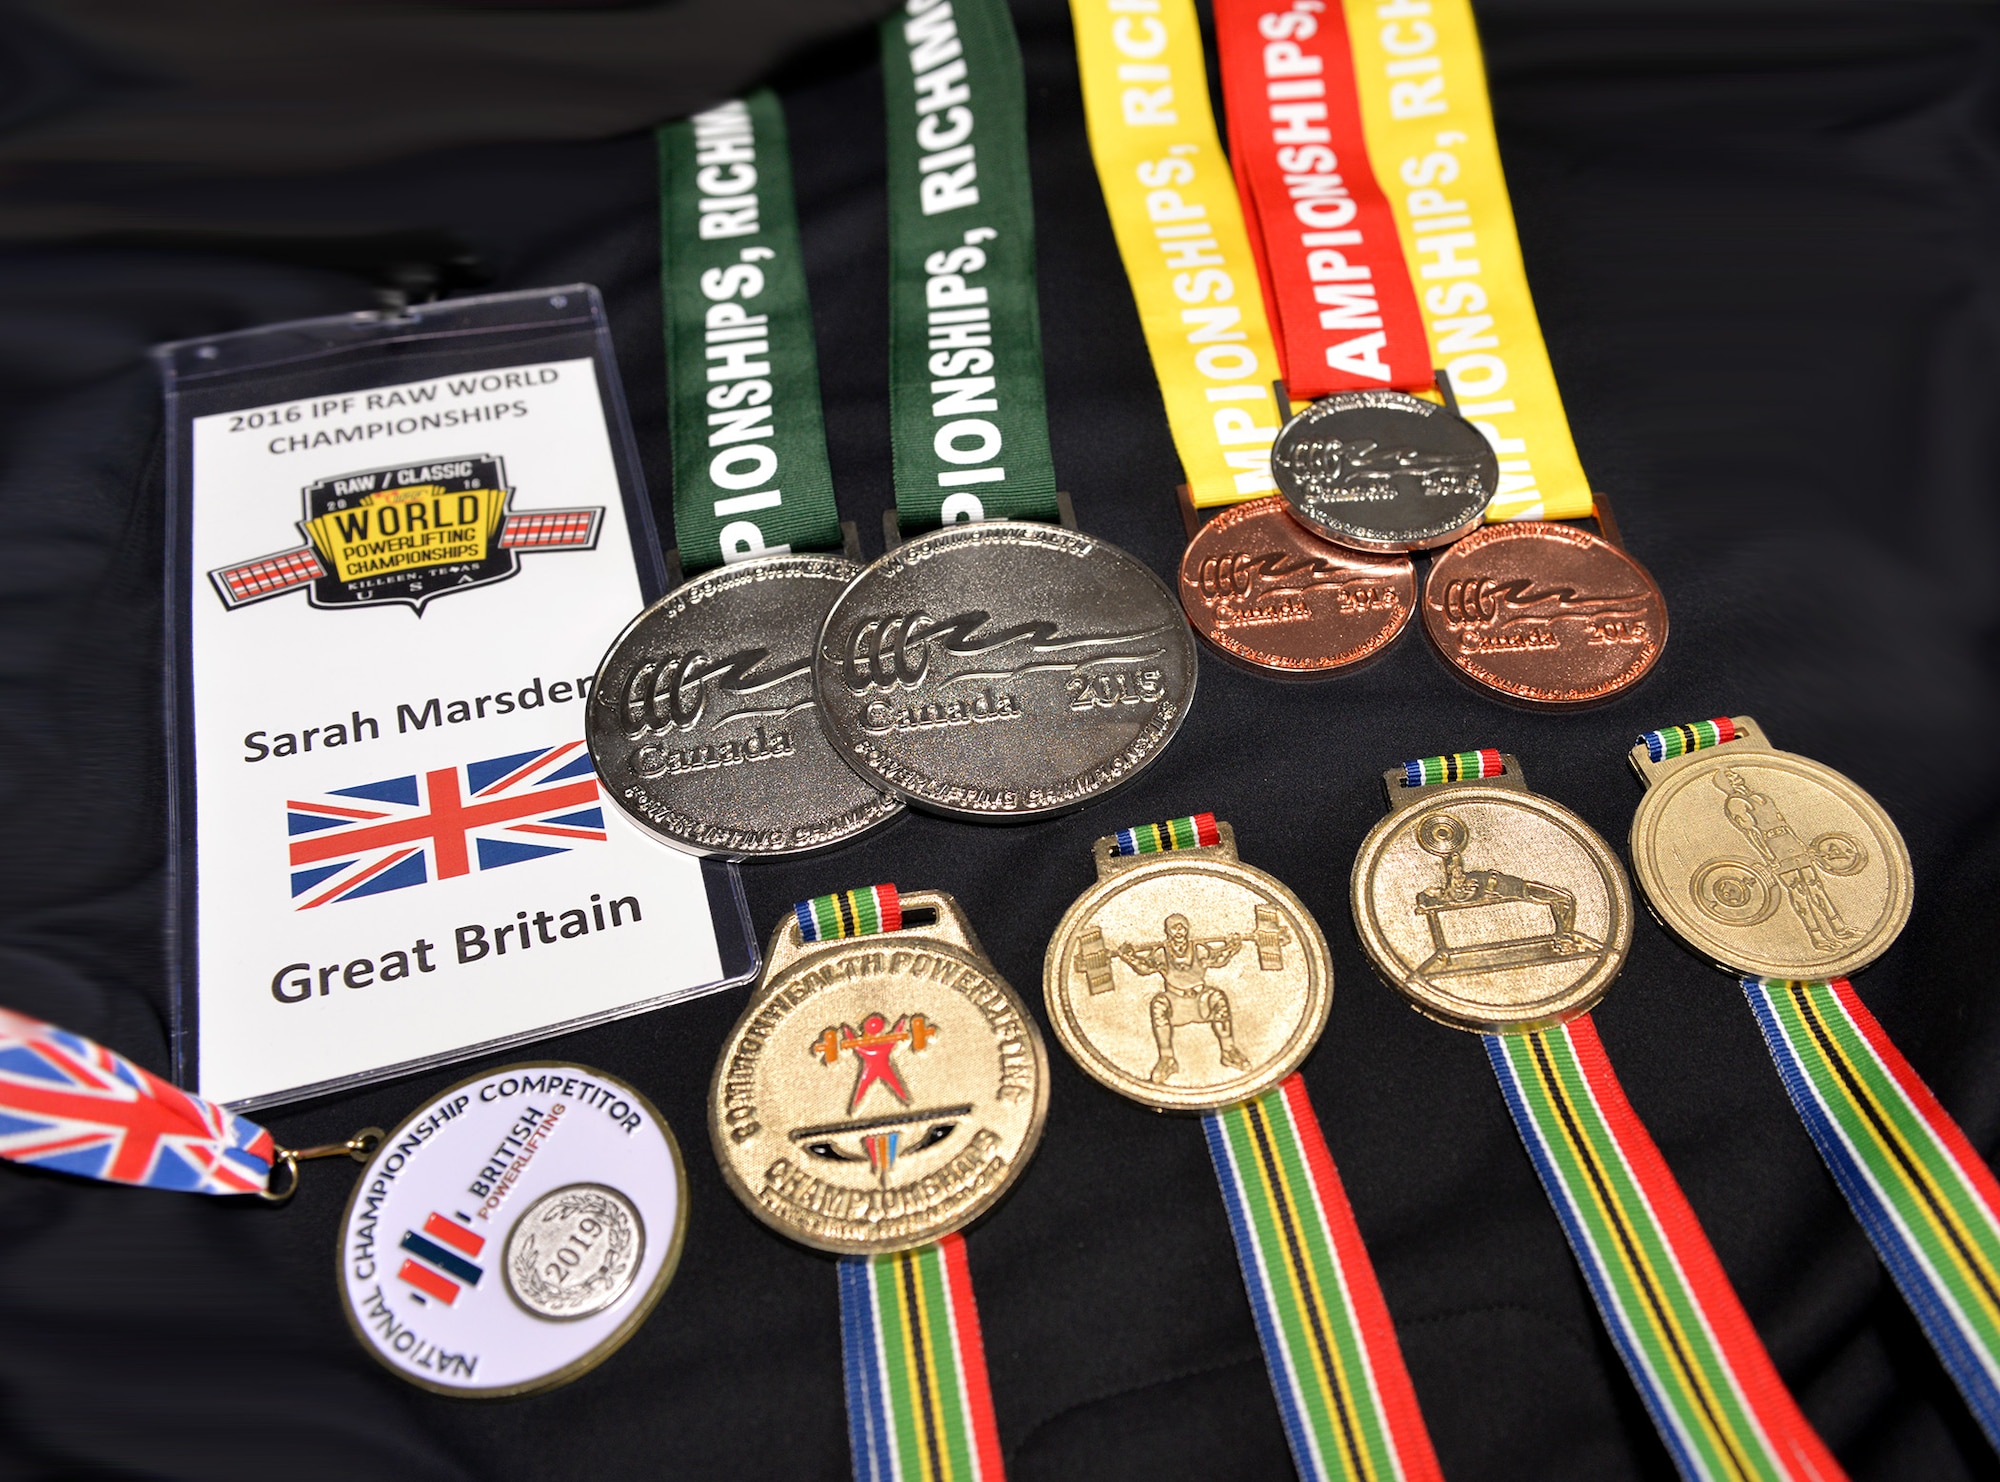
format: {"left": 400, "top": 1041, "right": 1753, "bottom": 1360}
{"left": 1193, "top": 549, "right": 1401, "bottom": 630}
{"left": 1275, "top": 436, "right": 1489, "bottom": 509}
{"left": 1436, "top": 577, "right": 1653, "bottom": 655}
{"left": 833, "top": 609, "right": 1174, "bottom": 733}
{"left": 616, "top": 646, "right": 807, "bottom": 779}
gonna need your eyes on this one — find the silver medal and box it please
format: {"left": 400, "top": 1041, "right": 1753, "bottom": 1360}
{"left": 1271, "top": 391, "right": 1497, "bottom": 552}
{"left": 813, "top": 522, "right": 1197, "bottom": 819}
{"left": 504, "top": 1183, "right": 646, "bottom": 1321}
{"left": 588, "top": 555, "right": 902, "bottom": 858}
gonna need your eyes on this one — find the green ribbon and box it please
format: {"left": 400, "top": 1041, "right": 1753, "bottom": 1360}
{"left": 882, "top": 0, "right": 1060, "bottom": 532}
{"left": 658, "top": 91, "right": 843, "bottom": 572}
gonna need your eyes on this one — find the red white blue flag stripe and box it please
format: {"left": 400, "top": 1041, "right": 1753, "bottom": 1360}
{"left": 0, "top": 1008, "right": 273, "bottom": 1195}
{"left": 287, "top": 740, "right": 604, "bottom": 908}
{"left": 399, "top": 1211, "right": 488, "bottom": 1304}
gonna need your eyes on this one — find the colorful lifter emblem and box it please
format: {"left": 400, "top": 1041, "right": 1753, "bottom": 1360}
{"left": 814, "top": 1013, "right": 937, "bottom": 1112}
{"left": 711, "top": 887, "right": 1047, "bottom": 1253}
{"left": 797, "top": 1013, "right": 961, "bottom": 1189}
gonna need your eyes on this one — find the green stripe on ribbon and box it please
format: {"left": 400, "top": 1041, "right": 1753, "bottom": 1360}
{"left": 1749, "top": 979, "right": 2000, "bottom": 1440}
{"left": 1206, "top": 1080, "right": 1443, "bottom": 1481}
{"left": 797, "top": 884, "right": 901, "bottom": 943}
{"left": 1403, "top": 749, "right": 1502, "bottom": 788}
{"left": 882, "top": 0, "right": 1060, "bottom": 533}
{"left": 1112, "top": 812, "right": 1219, "bottom": 856}
{"left": 842, "top": 1234, "right": 1004, "bottom": 1481}
{"left": 1491, "top": 1023, "right": 1827, "bottom": 1481}
{"left": 1638, "top": 717, "right": 1738, "bottom": 763}
{"left": 659, "top": 92, "right": 843, "bottom": 571}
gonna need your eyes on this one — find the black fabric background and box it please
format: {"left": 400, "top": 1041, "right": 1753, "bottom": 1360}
{"left": 3, "top": 2, "right": 1999, "bottom": 1477}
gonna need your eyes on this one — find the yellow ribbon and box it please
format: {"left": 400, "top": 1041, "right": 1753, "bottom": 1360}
{"left": 1068, "top": 0, "right": 1288, "bottom": 509}
{"left": 1342, "top": 0, "right": 1592, "bottom": 520}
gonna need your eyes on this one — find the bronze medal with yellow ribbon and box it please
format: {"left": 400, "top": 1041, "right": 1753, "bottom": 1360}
{"left": 1073, "top": 0, "right": 1670, "bottom": 701}
{"left": 1069, "top": 0, "right": 1423, "bottom": 679}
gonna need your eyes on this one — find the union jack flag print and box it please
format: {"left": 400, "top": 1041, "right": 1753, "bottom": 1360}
{"left": 0, "top": 1009, "right": 274, "bottom": 1195}
{"left": 287, "top": 741, "right": 606, "bottom": 909}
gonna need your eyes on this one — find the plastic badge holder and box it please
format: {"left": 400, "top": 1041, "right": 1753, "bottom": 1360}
{"left": 158, "top": 286, "right": 756, "bottom": 1112}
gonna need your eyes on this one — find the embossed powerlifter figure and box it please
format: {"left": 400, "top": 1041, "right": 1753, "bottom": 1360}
{"left": 1116, "top": 914, "right": 1252, "bottom": 1084}
{"left": 1714, "top": 768, "right": 1860, "bottom": 954}
{"left": 1413, "top": 812, "right": 1599, "bottom": 979}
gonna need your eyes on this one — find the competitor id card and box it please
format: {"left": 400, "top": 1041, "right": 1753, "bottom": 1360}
{"left": 159, "top": 287, "right": 756, "bottom": 1111}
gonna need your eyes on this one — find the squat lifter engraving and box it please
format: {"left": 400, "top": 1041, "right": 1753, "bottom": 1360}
{"left": 1074, "top": 910, "right": 1291, "bottom": 1085}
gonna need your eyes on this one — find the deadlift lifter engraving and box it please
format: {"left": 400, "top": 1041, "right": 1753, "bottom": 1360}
{"left": 1697, "top": 769, "right": 1866, "bottom": 946}
{"left": 1627, "top": 716, "right": 1911, "bottom": 982}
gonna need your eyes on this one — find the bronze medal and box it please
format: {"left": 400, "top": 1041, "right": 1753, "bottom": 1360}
{"left": 1421, "top": 518, "right": 1667, "bottom": 707}
{"left": 1177, "top": 497, "right": 1415, "bottom": 678}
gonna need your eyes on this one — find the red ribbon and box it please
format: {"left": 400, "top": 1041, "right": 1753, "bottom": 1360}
{"left": 1215, "top": 0, "right": 1432, "bottom": 398}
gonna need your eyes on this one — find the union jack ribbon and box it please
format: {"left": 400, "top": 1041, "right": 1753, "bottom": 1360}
{"left": 0, "top": 1009, "right": 274, "bottom": 1196}
{"left": 288, "top": 741, "right": 604, "bottom": 909}
{"left": 209, "top": 508, "right": 602, "bottom": 609}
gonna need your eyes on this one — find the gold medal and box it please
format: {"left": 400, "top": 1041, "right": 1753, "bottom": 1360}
{"left": 708, "top": 888, "right": 1048, "bottom": 1255}
{"left": 1351, "top": 750, "right": 1632, "bottom": 1032}
{"left": 1628, "top": 716, "right": 1912, "bottom": 980}
{"left": 1043, "top": 815, "right": 1332, "bottom": 1112}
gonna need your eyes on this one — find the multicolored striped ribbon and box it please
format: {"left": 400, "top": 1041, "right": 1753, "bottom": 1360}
{"left": 840, "top": 1233, "right": 1005, "bottom": 1482}
{"left": 1639, "top": 717, "right": 1738, "bottom": 763}
{"left": 1112, "top": 812, "right": 1219, "bottom": 857}
{"left": 1746, "top": 977, "right": 2000, "bottom": 1450}
{"left": 798, "top": 884, "right": 903, "bottom": 943}
{"left": 1204, "top": 1076, "right": 1445, "bottom": 1482}
{"left": 805, "top": 889, "right": 1007, "bottom": 1480}
{"left": 1487, "top": 1015, "right": 1845, "bottom": 1482}
{"left": 1401, "top": 749, "right": 1504, "bottom": 788}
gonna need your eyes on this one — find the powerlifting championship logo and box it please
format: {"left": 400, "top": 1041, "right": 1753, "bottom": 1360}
{"left": 208, "top": 456, "right": 603, "bottom": 615}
